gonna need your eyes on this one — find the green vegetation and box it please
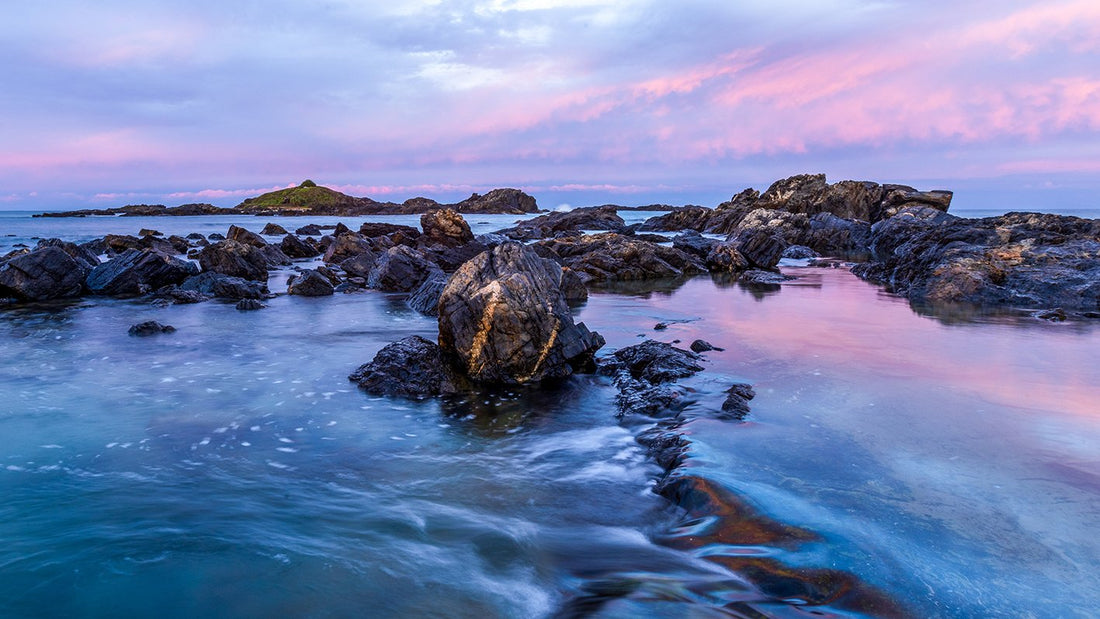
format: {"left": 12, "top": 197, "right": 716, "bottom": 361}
{"left": 236, "top": 181, "right": 354, "bottom": 210}
{"left": 299, "top": 179, "right": 317, "bottom": 188}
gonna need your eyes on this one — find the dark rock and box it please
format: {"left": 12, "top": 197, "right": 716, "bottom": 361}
{"left": 280, "top": 234, "right": 321, "bottom": 259}
{"left": 236, "top": 298, "right": 266, "bottom": 311}
{"left": 740, "top": 269, "right": 795, "bottom": 286}
{"left": 499, "top": 206, "right": 625, "bottom": 240}
{"left": 420, "top": 209, "right": 474, "bottom": 248}
{"left": 455, "top": 188, "right": 538, "bottom": 214}
{"left": 781, "top": 245, "right": 819, "bottom": 259}
{"left": 153, "top": 286, "right": 209, "bottom": 304}
{"left": 805, "top": 213, "right": 871, "bottom": 256}
{"left": 323, "top": 233, "right": 377, "bottom": 264}
{"left": 333, "top": 223, "right": 352, "bottom": 236}
{"left": 715, "top": 188, "right": 761, "bottom": 211}
{"left": 719, "top": 383, "right": 756, "bottom": 420}
{"left": 208, "top": 233, "right": 226, "bottom": 241}
{"left": 438, "top": 242, "right": 604, "bottom": 384}
{"left": 560, "top": 267, "right": 587, "bottom": 304}
{"left": 732, "top": 229, "right": 786, "bottom": 270}
{"left": 261, "top": 223, "right": 288, "bottom": 235}
{"left": 534, "top": 233, "right": 705, "bottom": 282}
{"left": 672, "top": 230, "right": 718, "bottom": 258}
{"left": 614, "top": 376, "right": 692, "bottom": 419}
{"left": 180, "top": 271, "right": 268, "bottom": 299}
{"left": 654, "top": 322, "right": 668, "bottom": 331}
{"left": 166, "top": 235, "right": 191, "bottom": 254}
{"left": 358, "top": 222, "right": 421, "bottom": 239}
{"left": 35, "top": 238, "right": 100, "bottom": 269}
{"left": 295, "top": 224, "right": 322, "bottom": 236}
{"left": 0, "top": 246, "right": 91, "bottom": 301}
{"left": 879, "top": 185, "right": 953, "bottom": 220}
{"left": 636, "top": 426, "right": 691, "bottom": 470}
{"left": 406, "top": 272, "right": 449, "bottom": 316}
{"left": 605, "top": 340, "right": 703, "bottom": 384}
{"left": 1034, "top": 308, "right": 1067, "bottom": 322}
{"left": 288, "top": 269, "right": 335, "bottom": 296}
{"left": 348, "top": 335, "right": 463, "bottom": 397}
{"left": 339, "top": 252, "right": 379, "bottom": 279}
{"left": 705, "top": 242, "right": 749, "bottom": 273}
{"left": 689, "top": 339, "right": 723, "bottom": 353}
{"left": 186, "top": 233, "right": 206, "bottom": 241}
{"left": 128, "top": 321, "right": 175, "bottom": 336}
{"left": 198, "top": 240, "right": 270, "bottom": 281}
{"left": 227, "top": 225, "right": 267, "bottom": 247}
{"left": 138, "top": 229, "right": 162, "bottom": 237}
{"left": 368, "top": 245, "right": 442, "bottom": 292}
{"left": 422, "top": 240, "right": 490, "bottom": 272}
{"left": 86, "top": 249, "right": 199, "bottom": 296}
{"left": 637, "top": 206, "right": 712, "bottom": 233}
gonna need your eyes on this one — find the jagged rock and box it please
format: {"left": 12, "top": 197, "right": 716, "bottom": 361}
{"left": 236, "top": 298, "right": 266, "bottom": 311}
{"left": 179, "top": 271, "right": 268, "bottom": 299}
{"left": 208, "top": 233, "right": 226, "bottom": 240}
{"left": 185, "top": 233, "right": 205, "bottom": 241}
{"left": 288, "top": 269, "right": 335, "bottom": 296}
{"left": 614, "top": 375, "right": 692, "bottom": 419}
{"left": 323, "top": 232, "right": 377, "bottom": 264}
{"left": 705, "top": 242, "right": 750, "bottom": 272}
{"left": 279, "top": 234, "right": 321, "bottom": 259}
{"left": 295, "top": 224, "right": 322, "bottom": 236}
{"left": 534, "top": 233, "right": 705, "bottom": 282}
{"left": 348, "top": 335, "right": 463, "bottom": 397}
{"left": 358, "top": 222, "right": 420, "bottom": 240}
{"left": 128, "top": 321, "right": 175, "bottom": 336}
{"left": 138, "top": 229, "right": 162, "bottom": 237}
{"left": 560, "top": 267, "right": 588, "bottom": 304}
{"left": 0, "top": 246, "right": 90, "bottom": 301}
{"left": 781, "top": 245, "right": 819, "bottom": 259}
{"left": 715, "top": 188, "right": 761, "bottom": 211}
{"left": 672, "top": 230, "right": 718, "bottom": 258}
{"left": 166, "top": 236, "right": 191, "bottom": 254}
{"left": 338, "top": 252, "right": 378, "bottom": 279}
{"left": 805, "top": 213, "right": 871, "bottom": 255}
{"left": 455, "top": 188, "right": 538, "bottom": 214}
{"left": 406, "top": 272, "right": 449, "bottom": 316}
{"left": 740, "top": 269, "right": 795, "bottom": 286}
{"left": 420, "top": 209, "right": 474, "bottom": 248}
{"left": 1034, "top": 308, "right": 1067, "bottom": 322}
{"left": 604, "top": 340, "right": 703, "bottom": 384}
{"left": 101, "top": 233, "right": 178, "bottom": 256}
{"left": 227, "top": 225, "right": 267, "bottom": 247}
{"left": 438, "top": 242, "right": 604, "bottom": 384}
{"left": 153, "top": 286, "right": 209, "bottom": 304}
{"left": 731, "top": 229, "right": 786, "bottom": 270}
{"left": 87, "top": 249, "right": 198, "bottom": 296}
{"left": 368, "top": 245, "right": 442, "bottom": 292}
{"left": 198, "top": 240, "right": 270, "bottom": 281}
{"left": 719, "top": 383, "right": 756, "bottom": 420}
{"left": 261, "top": 223, "right": 288, "bottom": 235}
{"left": 879, "top": 185, "right": 953, "bottom": 220}
{"left": 499, "top": 206, "right": 626, "bottom": 240}
{"left": 637, "top": 207, "right": 713, "bottom": 233}
{"left": 689, "top": 339, "right": 723, "bottom": 353}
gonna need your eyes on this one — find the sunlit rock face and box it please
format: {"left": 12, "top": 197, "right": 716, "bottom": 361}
{"left": 437, "top": 242, "right": 604, "bottom": 385}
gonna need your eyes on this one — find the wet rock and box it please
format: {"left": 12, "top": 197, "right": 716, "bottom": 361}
{"left": 261, "top": 223, "right": 288, "bottom": 235}
{"left": 368, "top": 245, "right": 443, "bottom": 292}
{"left": 295, "top": 224, "right": 322, "bottom": 236}
{"left": 87, "top": 249, "right": 199, "bottom": 296}
{"left": 689, "top": 339, "right": 723, "bottom": 353}
{"left": 671, "top": 230, "right": 718, "bottom": 258}
{"left": 605, "top": 340, "right": 703, "bottom": 384}
{"left": 166, "top": 235, "right": 191, "bottom": 254}
{"left": 323, "top": 232, "right": 377, "bottom": 264}
{"left": 358, "top": 222, "right": 420, "bottom": 240}
{"left": 406, "top": 271, "right": 449, "bottom": 316}
{"left": 1034, "top": 308, "right": 1067, "bottom": 322}
{"left": 719, "top": 383, "right": 755, "bottom": 420}
{"left": 731, "top": 209, "right": 810, "bottom": 247}
{"left": 534, "top": 233, "right": 705, "bottom": 282}
{"left": 153, "top": 286, "right": 209, "bottom": 304}
{"left": 438, "top": 242, "right": 604, "bottom": 384}
{"left": 740, "top": 269, "right": 795, "bottom": 286}
{"left": 185, "top": 233, "right": 205, "bottom": 241}
{"left": 636, "top": 426, "right": 691, "bottom": 470}
{"left": 420, "top": 209, "right": 474, "bottom": 248}
{"left": 781, "top": 245, "right": 819, "bottom": 259}
{"left": 805, "top": 213, "right": 871, "bottom": 256}
{"left": 454, "top": 188, "right": 538, "bottom": 214}
{"left": 208, "top": 233, "right": 225, "bottom": 241}
{"left": 422, "top": 240, "right": 490, "bottom": 272}
{"left": 101, "top": 233, "right": 177, "bottom": 256}
{"left": 732, "top": 229, "right": 786, "bottom": 269}
{"left": 705, "top": 242, "right": 750, "bottom": 273}
{"left": 333, "top": 223, "right": 352, "bottom": 236}
{"left": 279, "top": 234, "right": 321, "bottom": 259}
{"left": 499, "top": 206, "right": 625, "bottom": 240}
{"left": 198, "top": 240, "right": 270, "bottom": 281}
{"left": 288, "top": 269, "right": 335, "bottom": 296}
{"left": 128, "top": 321, "right": 176, "bottom": 336}
{"left": 236, "top": 298, "right": 265, "bottom": 310}
{"left": 227, "top": 225, "right": 267, "bottom": 247}
{"left": 560, "top": 267, "right": 588, "bottom": 304}
{"left": 0, "top": 246, "right": 91, "bottom": 301}
{"left": 138, "top": 228, "right": 162, "bottom": 237}
{"left": 637, "top": 206, "right": 713, "bottom": 233}
{"left": 348, "top": 335, "right": 463, "bottom": 397}
{"left": 180, "top": 271, "right": 268, "bottom": 299}
{"left": 879, "top": 184, "right": 953, "bottom": 220}
{"left": 614, "top": 376, "right": 692, "bottom": 419}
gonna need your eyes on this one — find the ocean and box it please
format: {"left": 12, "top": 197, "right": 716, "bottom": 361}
{"left": 1, "top": 208, "right": 1098, "bottom": 617}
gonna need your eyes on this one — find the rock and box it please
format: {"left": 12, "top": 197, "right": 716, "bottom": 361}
{"left": 185, "top": 233, "right": 206, "bottom": 241}
{"left": 166, "top": 235, "right": 191, "bottom": 254}
{"left": 689, "top": 339, "right": 723, "bottom": 353}
{"left": 420, "top": 209, "right": 474, "bottom": 248}
{"left": 208, "top": 233, "right": 226, "bottom": 241}
{"left": 337, "top": 252, "right": 378, "bottom": 279}
{"left": 288, "top": 269, "right": 335, "bottom": 296}
{"left": 236, "top": 298, "right": 266, "bottom": 311}
{"left": 261, "top": 223, "right": 288, "bottom": 235}
{"left": 358, "top": 222, "right": 421, "bottom": 240}
{"left": 705, "top": 242, "right": 750, "bottom": 273}
{"left": 295, "top": 224, "right": 322, "bottom": 236}
{"left": 715, "top": 188, "right": 761, "bottom": 211}
{"left": 781, "top": 245, "right": 819, "bottom": 259}
{"left": 153, "top": 286, "right": 209, "bottom": 304}
{"left": 0, "top": 246, "right": 91, "bottom": 301}
{"left": 139, "top": 229, "right": 162, "bottom": 237}
{"left": 86, "top": 249, "right": 199, "bottom": 296}
{"left": 454, "top": 188, "right": 538, "bottom": 214}
{"left": 637, "top": 206, "right": 713, "bottom": 233}
{"left": 422, "top": 240, "right": 490, "bottom": 272}
{"left": 879, "top": 185, "right": 953, "bottom": 220}
{"left": 560, "top": 267, "right": 588, "bottom": 304}
{"left": 368, "top": 245, "right": 442, "bottom": 292}
{"left": 719, "top": 383, "right": 756, "bottom": 420}
{"left": 672, "top": 230, "right": 718, "bottom": 258}
{"left": 740, "top": 269, "right": 795, "bottom": 286}
{"left": 179, "top": 271, "right": 269, "bottom": 299}
{"left": 406, "top": 272, "right": 449, "bottom": 316}
{"left": 614, "top": 377, "right": 692, "bottom": 419}
{"left": 128, "top": 321, "right": 175, "bottom": 336}
{"left": 198, "top": 240, "right": 270, "bottom": 281}
{"left": 604, "top": 340, "right": 703, "bottom": 384}
{"left": 534, "top": 233, "right": 705, "bottom": 282}
{"left": 348, "top": 335, "right": 463, "bottom": 397}
{"left": 499, "top": 206, "right": 625, "bottom": 240}
{"left": 323, "top": 232, "right": 377, "bottom": 264}
{"left": 279, "top": 234, "right": 321, "bottom": 258}
{"left": 227, "top": 225, "right": 267, "bottom": 247}
{"left": 1034, "top": 308, "right": 1067, "bottom": 322}
{"left": 805, "top": 213, "right": 871, "bottom": 256}
{"left": 732, "top": 229, "right": 786, "bottom": 269}
{"left": 731, "top": 208, "right": 810, "bottom": 247}
{"left": 438, "top": 242, "right": 604, "bottom": 384}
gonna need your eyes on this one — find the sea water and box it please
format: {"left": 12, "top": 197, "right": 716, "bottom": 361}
{"left": 1, "top": 210, "right": 1099, "bottom": 617}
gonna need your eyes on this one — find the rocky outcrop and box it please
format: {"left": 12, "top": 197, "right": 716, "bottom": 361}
{"left": 0, "top": 245, "right": 93, "bottom": 301}
{"left": 198, "top": 240, "right": 271, "bottom": 282}
{"left": 420, "top": 209, "right": 474, "bottom": 248}
{"left": 671, "top": 231, "right": 718, "bottom": 258}
{"left": 730, "top": 229, "right": 786, "bottom": 270}
{"left": 438, "top": 243, "right": 604, "bottom": 384}
{"left": 358, "top": 222, "right": 420, "bottom": 240}
{"left": 454, "top": 188, "right": 538, "bottom": 214}
{"left": 499, "top": 206, "right": 626, "bottom": 240}
{"left": 348, "top": 335, "right": 465, "bottom": 397}
{"left": 287, "top": 269, "right": 335, "bottom": 296}
{"left": 534, "top": 233, "right": 706, "bottom": 282}
{"left": 295, "top": 224, "right": 322, "bottom": 236}
{"left": 86, "top": 249, "right": 198, "bottom": 296}
{"left": 368, "top": 245, "right": 442, "bottom": 292}
{"left": 853, "top": 209, "right": 1100, "bottom": 312}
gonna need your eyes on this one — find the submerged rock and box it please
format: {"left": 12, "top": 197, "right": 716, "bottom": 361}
{"left": 128, "top": 321, "right": 176, "bottom": 336}
{"left": 604, "top": 340, "right": 703, "bottom": 384}
{"left": 348, "top": 335, "right": 463, "bottom": 397}
{"left": 689, "top": 339, "right": 723, "bottom": 353}
{"left": 438, "top": 242, "right": 604, "bottom": 385}
{"left": 719, "top": 383, "right": 756, "bottom": 420}
{"left": 236, "top": 298, "right": 265, "bottom": 311}
{"left": 180, "top": 271, "right": 268, "bottom": 299}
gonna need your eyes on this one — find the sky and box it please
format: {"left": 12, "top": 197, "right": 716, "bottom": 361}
{"left": 1, "top": 0, "right": 1099, "bottom": 212}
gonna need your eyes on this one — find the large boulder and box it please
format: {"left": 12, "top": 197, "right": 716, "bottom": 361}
{"left": 288, "top": 269, "right": 335, "bottom": 296}
{"left": 438, "top": 242, "right": 604, "bottom": 384}
{"left": 730, "top": 229, "right": 786, "bottom": 270}
{"left": 226, "top": 225, "right": 267, "bottom": 247}
{"left": 323, "top": 232, "right": 378, "bottom": 264}
{"left": 420, "top": 209, "right": 474, "bottom": 248}
{"left": 86, "top": 249, "right": 198, "bottom": 296}
{"left": 359, "top": 222, "right": 420, "bottom": 240}
{"left": 179, "top": 271, "right": 268, "bottom": 299}
{"left": 0, "top": 246, "right": 91, "bottom": 301}
{"left": 348, "top": 336, "right": 464, "bottom": 397}
{"left": 198, "top": 240, "right": 270, "bottom": 281}
{"left": 279, "top": 234, "right": 320, "bottom": 258}
{"left": 368, "top": 245, "right": 442, "bottom": 292}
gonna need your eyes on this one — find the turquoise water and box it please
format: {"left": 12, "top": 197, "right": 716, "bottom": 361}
{"left": 1, "top": 212, "right": 1099, "bottom": 617}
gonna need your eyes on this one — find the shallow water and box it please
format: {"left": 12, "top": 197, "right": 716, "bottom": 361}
{"left": 1, "top": 213, "right": 1099, "bottom": 617}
